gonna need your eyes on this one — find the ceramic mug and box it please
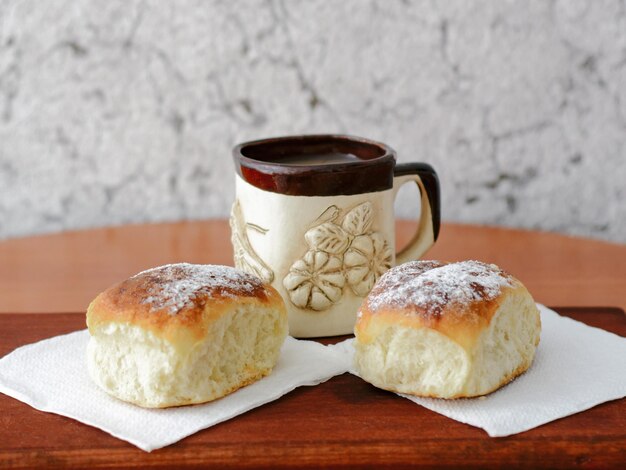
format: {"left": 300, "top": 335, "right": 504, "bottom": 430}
{"left": 230, "top": 135, "right": 440, "bottom": 337}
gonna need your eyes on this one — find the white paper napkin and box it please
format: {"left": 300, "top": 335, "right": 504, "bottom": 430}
{"left": 0, "top": 332, "right": 348, "bottom": 452}
{"left": 330, "top": 304, "right": 626, "bottom": 437}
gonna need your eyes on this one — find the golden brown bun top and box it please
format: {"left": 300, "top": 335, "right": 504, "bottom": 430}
{"left": 87, "top": 263, "right": 284, "bottom": 347}
{"left": 357, "top": 260, "right": 523, "bottom": 348}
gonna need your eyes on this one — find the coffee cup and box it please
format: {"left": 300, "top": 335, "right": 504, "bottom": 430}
{"left": 230, "top": 134, "right": 440, "bottom": 337}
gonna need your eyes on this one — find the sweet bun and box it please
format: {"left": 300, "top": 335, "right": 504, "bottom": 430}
{"left": 354, "top": 260, "right": 541, "bottom": 398}
{"left": 86, "top": 263, "right": 288, "bottom": 408}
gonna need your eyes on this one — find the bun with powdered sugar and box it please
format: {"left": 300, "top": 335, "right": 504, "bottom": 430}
{"left": 86, "top": 263, "right": 287, "bottom": 408}
{"left": 354, "top": 260, "right": 541, "bottom": 398}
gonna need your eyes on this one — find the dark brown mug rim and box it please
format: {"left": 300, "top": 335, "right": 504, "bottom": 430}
{"left": 232, "top": 134, "right": 396, "bottom": 196}
{"left": 234, "top": 134, "right": 395, "bottom": 169}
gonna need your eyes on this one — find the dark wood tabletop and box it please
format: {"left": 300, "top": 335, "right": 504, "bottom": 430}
{"left": 1, "top": 221, "right": 625, "bottom": 468}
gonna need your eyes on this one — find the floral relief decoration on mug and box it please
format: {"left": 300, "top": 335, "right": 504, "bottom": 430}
{"left": 283, "top": 201, "right": 392, "bottom": 311}
{"left": 230, "top": 200, "right": 274, "bottom": 283}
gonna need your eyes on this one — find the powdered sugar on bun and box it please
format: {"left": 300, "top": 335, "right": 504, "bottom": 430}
{"left": 130, "top": 263, "right": 268, "bottom": 314}
{"left": 366, "top": 260, "right": 515, "bottom": 319}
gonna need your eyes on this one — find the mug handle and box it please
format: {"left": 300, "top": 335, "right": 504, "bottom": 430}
{"left": 392, "top": 163, "right": 441, "bottom": 265}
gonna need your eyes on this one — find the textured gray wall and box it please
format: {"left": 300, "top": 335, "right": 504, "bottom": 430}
{"left": 0, "top": 0, "right": 625, "bottom": 242}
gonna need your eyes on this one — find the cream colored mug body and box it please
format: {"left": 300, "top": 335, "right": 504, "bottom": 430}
{"left": 230, "top": 135, "right": 440, "bottom": 337}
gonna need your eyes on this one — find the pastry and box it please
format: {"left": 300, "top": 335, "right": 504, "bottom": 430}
{"left": 86, "top": 263, "right": 287, "bottom": 408}
{"left": 354, "top": 260, "right": 541, "bottom": 398}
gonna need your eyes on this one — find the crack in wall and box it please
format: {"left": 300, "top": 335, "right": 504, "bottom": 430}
{"left": 270, "top": 0, "right": 346, "bottom": 129}
{"left": 123, "top": 0, "right": 146, "bottom": 50}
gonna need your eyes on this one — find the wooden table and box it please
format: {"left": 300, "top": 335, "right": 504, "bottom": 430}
{"left": 1, "top": 221, "right": 625, "bottom": 468}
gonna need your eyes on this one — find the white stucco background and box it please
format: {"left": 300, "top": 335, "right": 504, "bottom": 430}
{"left": 0, "top": 0, "right": 624, "bottom": 242}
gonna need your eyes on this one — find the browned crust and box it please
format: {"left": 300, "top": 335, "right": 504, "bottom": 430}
{"left": 356, "top": 294, "right": 511, "bottom": 350}
{"left": 86, "top": 264, "right": 285, "bottom": 346}
{"left": 364, "top": 260, "right": 517, "bottom": 322}
{"left": 355, "top": 261, "right": 525, "bottom": 349}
